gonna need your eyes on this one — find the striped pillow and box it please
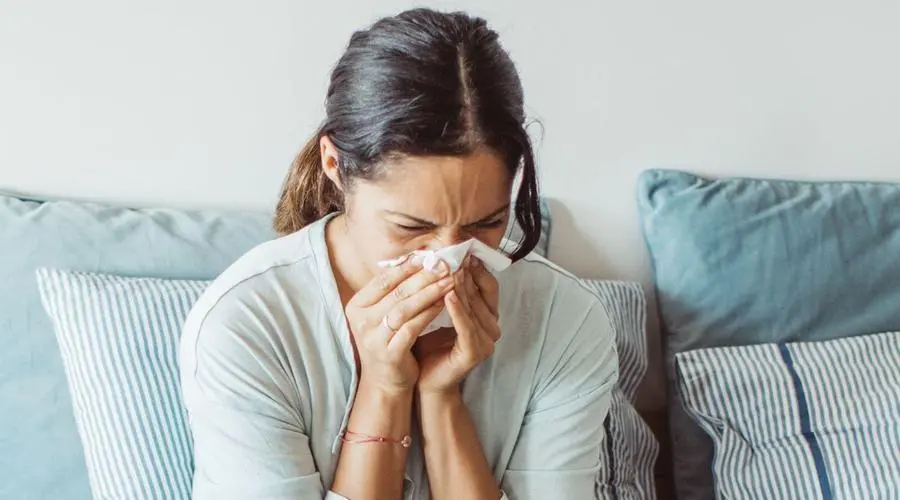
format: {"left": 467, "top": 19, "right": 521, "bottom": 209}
{"left": 676, "top": 331, "right": 900, "bottom": 499}
{"left": 584, "top": 280, "right": 659, "bottom": 499}
{"left": 37, "top": 269, "right": 208, "bottom": 500}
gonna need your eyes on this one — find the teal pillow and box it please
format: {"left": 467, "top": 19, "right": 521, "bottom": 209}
{"left": 0, "top": 193, "right": 272, "bottom": 499}
{"left": 637, "top": 169, "right": 900, "bottom": 498}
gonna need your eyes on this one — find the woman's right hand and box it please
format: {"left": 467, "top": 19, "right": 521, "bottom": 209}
{"left": 344, "top": 257, "right": 455, "bottom": 395}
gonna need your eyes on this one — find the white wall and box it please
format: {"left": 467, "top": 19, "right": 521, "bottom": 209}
{"left": 3, "top": 0, "right": 900, "bottom": 409}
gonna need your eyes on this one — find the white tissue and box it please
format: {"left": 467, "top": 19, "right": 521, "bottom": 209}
{"left": 376, "top": 238, "right": 511, "bottom": 335}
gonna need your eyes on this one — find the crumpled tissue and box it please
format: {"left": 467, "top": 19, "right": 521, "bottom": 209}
{"left": 376, "top": 238, "right": 511, "bottom": 335}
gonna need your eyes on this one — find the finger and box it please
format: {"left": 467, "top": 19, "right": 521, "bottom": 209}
{"left": 463, "top": 269, "right": 480, "bottom": 302}
{"left": 366, "top": 314, "right": 396, "bottom": 346}
{"left": 352, "top": 258, "right": 420, "bottom": 307}
{"left": 382, "top": 274, "right": 454, "bottom": 332}
{"left": 453, "top": 264, "right": 472, "bottom": 314}
{"left": 379, "top": 261, "right": 454, "bottom": 312}
{"left": 470, "top": 260, "right": 499, "bottom": 317}
{"left": 465, "top": 274, "right": 501, "bottom": 341}
{"left": 446, "top": 290, "right": 480, "bottom": 361}
{"left": 462, "top": 270, "right": 483, "bottom": 322}
{"left": 387, "top": 300, "right": 444, "bottom": 356}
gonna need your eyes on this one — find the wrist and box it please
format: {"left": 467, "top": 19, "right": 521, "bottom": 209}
{"left": 348, "top": 377, "right": 414, "bottom": 439}
{"left": 358, "top": 376, "right": 415, "bottom": 401}
{"left": 416, "top": 385, "right": 463, "bottom": 406}
{"left": 417, "top": 376, "right": 462, "bottom": 396}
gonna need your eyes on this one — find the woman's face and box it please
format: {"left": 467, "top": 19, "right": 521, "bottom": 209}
{"left": 325, "top": 142, "right": 513, "bottom": 269}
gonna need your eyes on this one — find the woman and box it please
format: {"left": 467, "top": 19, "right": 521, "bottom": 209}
{"left": 180, "top": 8, "right": 617, "bottom": 500}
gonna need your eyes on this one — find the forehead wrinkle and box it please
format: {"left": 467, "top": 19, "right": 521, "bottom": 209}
{"left": 378, "top": 148, "right": 509, "bottom": 226}
{"left": 433, "top": 163, "right": 464, "bottom": 224}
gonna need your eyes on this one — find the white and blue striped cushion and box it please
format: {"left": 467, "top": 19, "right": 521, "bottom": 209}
{"left": 584, "top": 280, "right": 660, "bottom": 499}
{"left": 676, "top": 331, "right": 900, "bottom": 499}
{"left": 37, "top": 269, "right": 208, "bottom": 500}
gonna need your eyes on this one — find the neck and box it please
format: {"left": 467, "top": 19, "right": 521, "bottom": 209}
{"left": 325, "top": 213, "right": 374, "bottom": 305}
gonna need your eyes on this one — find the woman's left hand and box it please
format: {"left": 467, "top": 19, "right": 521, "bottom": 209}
{"left": 415, "top": 256, "right": 501, "bottom": 394}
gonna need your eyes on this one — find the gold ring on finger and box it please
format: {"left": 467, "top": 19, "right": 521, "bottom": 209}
{"left": 382, "top": 315, "right": 399, "bottom": 334}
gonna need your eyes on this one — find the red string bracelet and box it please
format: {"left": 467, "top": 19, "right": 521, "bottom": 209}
{"left": 341, "top": 429, "right": 412, "bottom": 448}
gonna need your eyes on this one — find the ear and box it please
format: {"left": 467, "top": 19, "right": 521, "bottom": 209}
{"left": 319, "top": 135, "right": 343, "bottom": 192}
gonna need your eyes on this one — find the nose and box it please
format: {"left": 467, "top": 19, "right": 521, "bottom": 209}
{"left": 426, "top": 227, "right": 468, "bottom": 249}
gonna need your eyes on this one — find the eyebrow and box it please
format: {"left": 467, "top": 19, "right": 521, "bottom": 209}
{"left": 385, "top": 204, "right": 510, "bottom": 227}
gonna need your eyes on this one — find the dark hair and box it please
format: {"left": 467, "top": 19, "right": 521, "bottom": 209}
{"left": 274, "top": 8, "right": 541, "bottom": 260}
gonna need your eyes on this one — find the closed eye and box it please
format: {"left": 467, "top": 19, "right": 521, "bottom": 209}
{"left": 394, "top": 216, "right": 506, "bottom": 233}
{"left": 396, "top": 223, "right": 434, "bottom": 233}
{"left": 473, "top": 218, "right": 506, "bottom": 229}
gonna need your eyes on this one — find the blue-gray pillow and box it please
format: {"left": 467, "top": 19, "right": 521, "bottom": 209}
{"left": 37, "top": 269, "right": 209, "bottom": 500}
{"left": 676, "top": 330, "right": 900, "bottom": 498}
{"left": 0, "top": 193, "right": 272, "bottom": 499}
{"left": 637, "top": 169, "right": 900, "bottom": 498}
